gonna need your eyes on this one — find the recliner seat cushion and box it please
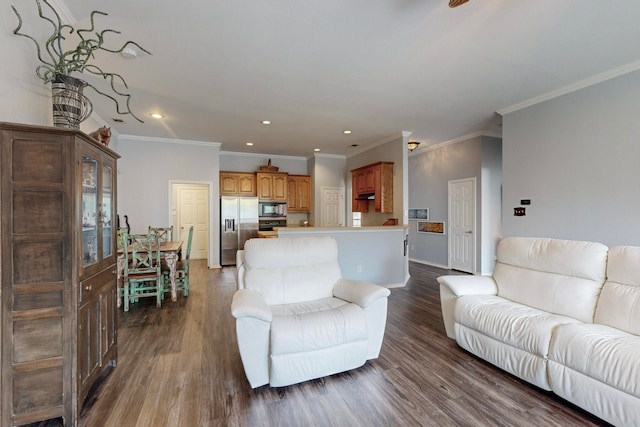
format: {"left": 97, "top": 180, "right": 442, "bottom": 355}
{"left": 549, "top": 323, "right": 640, "bottom": 398}
{"left": 455, "top": 294, "right": 582, "bottom": 356}
{"left": 271, "top": 302, "right": 367, "bottom": 355}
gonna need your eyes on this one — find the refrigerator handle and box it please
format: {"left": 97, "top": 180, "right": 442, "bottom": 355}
{"left": 232, "top": 219, "right": 236, "bottom": 232}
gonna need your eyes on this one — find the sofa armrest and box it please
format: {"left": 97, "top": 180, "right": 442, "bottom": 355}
{"left": 231, "top": 289, "right": 273, "bottom": 322}
{"left": 437, "top": 275, "right": 497, "bottom": 297}
{"left": 333, "top": 278, "right": 391, "bottom": 308}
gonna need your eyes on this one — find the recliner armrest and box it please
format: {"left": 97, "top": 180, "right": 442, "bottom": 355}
{"left": 333, "top": 278, "right": 391, "bottom": 308}
{"left": 231, "top": 289, "right": 273, "bottom": 322}
{"left": 437, "top": 275, "right": 497, "bottom": 297}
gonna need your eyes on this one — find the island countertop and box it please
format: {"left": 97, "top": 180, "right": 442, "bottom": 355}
{"left": 275, "top": 225, "right": 411, "bottom": 233}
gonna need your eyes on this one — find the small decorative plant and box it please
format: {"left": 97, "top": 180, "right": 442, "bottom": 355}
{"left": 11, "top": 0, "right": 151, "bottom": 123}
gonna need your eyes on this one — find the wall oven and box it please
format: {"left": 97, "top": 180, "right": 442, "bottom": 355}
{"left": 259, "top": 218, "right": 287, "bottom": 231}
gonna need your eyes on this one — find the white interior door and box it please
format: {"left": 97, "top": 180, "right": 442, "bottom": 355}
{"left": 449, "top": 177, "right": 476, "bottom": 273}
{"left": 175, "top": 183, "right": 209, "bottom": 260}
{"left": 320, "top": 187, "right": 345, "bottom": 227}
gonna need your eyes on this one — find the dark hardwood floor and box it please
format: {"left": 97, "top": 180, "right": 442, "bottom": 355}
{"left": 28, "top": 261, "right": 610, "bottom": 427}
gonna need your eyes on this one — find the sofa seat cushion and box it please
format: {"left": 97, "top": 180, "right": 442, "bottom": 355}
{"left": 549, "top": 323, "right": 640, "bottom": 398}
{"left": 456, "top": 295, "right": 582, "bottom": 356}
{"left": 271, "top": 297, "right": 347, "bottom": 316}
{"left": 271, "top": 301, "right": 368, "bottom": 356}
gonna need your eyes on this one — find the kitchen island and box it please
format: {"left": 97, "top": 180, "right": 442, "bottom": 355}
{"left": 274, "top": 225, "right": 411, "bottom": 287}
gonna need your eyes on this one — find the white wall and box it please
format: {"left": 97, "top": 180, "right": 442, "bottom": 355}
{"left": 502, "top": 70, "right": 640, "bottom": 247}
{"left": 116, "top": 136, "right": 221, "bottom": 267}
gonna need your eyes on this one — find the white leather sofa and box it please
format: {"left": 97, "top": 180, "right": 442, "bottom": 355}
{"left": 231, "top": 236, "right": 391, "bottom": 388}
{"left": 438, "top": 237, "right": 640, "bottom": 427}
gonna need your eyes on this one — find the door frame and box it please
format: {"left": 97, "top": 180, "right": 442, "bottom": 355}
{"left": 168, "top": 180, "right": 214, "bottom": 268}
{"left": 320, "top": 186, "right": 345, "bottom": 227}
{"left": 447, "top": 177, "right": 477, "bottom": 273}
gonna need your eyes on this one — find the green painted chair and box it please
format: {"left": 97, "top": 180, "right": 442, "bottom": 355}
{"left": 149, "top": 226, "right": 173, "bottom": 243}
{"left": 163, "top": 225, "right": 193, "bottom": 297}
{"left": 122, "top": 233, "right": 163, "bottom": 312}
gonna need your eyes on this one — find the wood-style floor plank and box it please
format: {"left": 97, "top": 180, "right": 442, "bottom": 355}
{"left": 25, "top": 261, "right": 610, "bottom": 427}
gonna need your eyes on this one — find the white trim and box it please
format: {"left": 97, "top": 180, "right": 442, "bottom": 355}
{"left": 447, "top": 177, "right": 477, "bottom": 273}
{"left": 314, "top": 152, "right": 346, "bottom": 160}
{"left": 51, "top": 0, "right": 76, "bottom": 25}
{"left": 346, "top": 133, "right": 402, "bottom": 158}
{"left": 120, "top": 134, "right": 221, "bottom": 148}
{"left": 497, "top": 60, "right": 640, "bottom": 115}
{"left": 220, "top": 151, "right": 308, "bottom": 161}
{"left": 408, "top": 258, "right": 450, "bottom": 271}
{"left": 409, "top": 131, "right": 501, "bottom": 155}
{"left": 168, "top": 180, "right": 214, "bottom": 268}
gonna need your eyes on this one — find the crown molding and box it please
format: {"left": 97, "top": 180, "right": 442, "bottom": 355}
{"left": 120, "top": 134, "right": 221, "bottom": 148}
{"left": 314, "top": 152, "right": 346, "bottom": 160}
{"left": 346, "top": 133, "right": 403, "bottom": 159}
{"left": 410, "top": 131, "right": 500, "bottom": 155}
{"left": 52, "top": 0, "right": 76, "bottom": 25}
{"left": 220, "top": 151, "right": 308, "bottom": 161}
{"left": 497, "top": 60, "right": 640, "bottom": 115}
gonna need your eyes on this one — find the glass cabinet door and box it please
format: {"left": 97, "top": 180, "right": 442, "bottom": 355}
{"left": 101, "top": 164, "right": 114, "bottom": 259}
{"left": 82, "top": 155, "right": 99, "bottom": 267}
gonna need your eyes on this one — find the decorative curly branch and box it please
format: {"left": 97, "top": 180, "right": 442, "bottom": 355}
{"left": 11, "top": 0, "right": 151, "bottom": 122}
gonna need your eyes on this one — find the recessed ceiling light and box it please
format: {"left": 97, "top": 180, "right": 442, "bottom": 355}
{"left": 314, "top": 148, "right": 320, "bottom": 152}
{"left": 350, "top": 144, "right": 360, "bottom": 148}
{"left": 151, "top": 113, "right": 164, "bottom": 119}
{"left": 246, "top": 142, "right": 254, "bottom": 146}
{"left": 343, "top": 130, "right": 352, "bottom": 134}
{"left": 261, "top": 120, "right": 271, "bottom": 125}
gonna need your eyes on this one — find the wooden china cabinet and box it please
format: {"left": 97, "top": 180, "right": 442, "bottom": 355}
{"left": 0, "top": 122, "right": 119, "bottom": 426}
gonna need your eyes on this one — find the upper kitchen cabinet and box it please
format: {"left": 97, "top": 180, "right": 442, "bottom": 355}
{"left": 256, "top": 172, "right": 288, "bottom": 201}
{"left": 287, "top": 175, "right": 311, "bottom": 213}
{"left": 220, "top": 171, "right": 256, "bottom": 196}
{"left": 351, "top": 162, "right": 393, "bottom": 213}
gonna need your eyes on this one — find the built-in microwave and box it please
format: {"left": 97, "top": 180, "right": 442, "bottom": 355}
{"left": 259, "top": 201, "right": 287, "bottom": 218}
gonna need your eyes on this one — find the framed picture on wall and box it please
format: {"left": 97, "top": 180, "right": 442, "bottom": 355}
{"left": 408, "top": 209, "right": 429, "bottom": 220}
{"left": 417, "top": 221, "right": 445, "bottom": 234}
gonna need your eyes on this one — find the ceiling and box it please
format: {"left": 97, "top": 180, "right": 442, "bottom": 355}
{"left": 53, "top": 0, "right": 640, "bottom": 157}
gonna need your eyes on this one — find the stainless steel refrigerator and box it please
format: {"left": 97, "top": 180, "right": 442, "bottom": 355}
{"left": 220, "top": 196, "right": 259, "bottom": 265}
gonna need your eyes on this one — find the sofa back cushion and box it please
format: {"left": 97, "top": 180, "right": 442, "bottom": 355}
{"left": 492, "top": 237, "right": 608, "bottom": 322}
{"left": 244, "top": 236, "right": 342, "bottom": 305}
{"left": 595, "top": 245, "right": 640, "bottom": 335}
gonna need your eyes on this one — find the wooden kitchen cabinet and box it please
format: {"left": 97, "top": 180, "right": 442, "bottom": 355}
{"left": 256, "top": 172, "right": 288, "bottom": 201}
{"left": 220, "top": 171, "right": 256, "bottom": 196}
{"left": 0, "top": 122, "right": 119, "bottom": 427}
{"left": 287, "top": 175, "right": 311, "bottom": 213}
{"left": 351, "top": 162, "right": 394, "bottom": 213}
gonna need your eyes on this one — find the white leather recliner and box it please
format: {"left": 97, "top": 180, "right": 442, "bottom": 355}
{"left": 231, "top": 236, "right": 391, "bottom": 388}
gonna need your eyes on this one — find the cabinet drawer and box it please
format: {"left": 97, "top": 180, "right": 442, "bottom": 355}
{"left": 79, "top": 266, "right": 116, "bottom": 304}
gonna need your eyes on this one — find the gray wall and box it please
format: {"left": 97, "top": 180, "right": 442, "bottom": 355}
{"left": 311, "top": 154, "right": 347, "bottom": 226}
{"left": 502, "top": 70, "right": 640, "bottom": 247}
{"left": 407, "top": 136, "right": 502, "bottom": 274}
{"left": 346, "top": 136, "right": 406, "bottom": 227}
{"left": 117, "top": 136, "right": 221, "bottom": 267}
{"left": 219, "top": 152, "right": 308, "bottom": 174}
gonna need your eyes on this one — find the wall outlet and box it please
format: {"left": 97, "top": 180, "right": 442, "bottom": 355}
{"left": 357, "top": 265, "right": 362, "bottom": 273}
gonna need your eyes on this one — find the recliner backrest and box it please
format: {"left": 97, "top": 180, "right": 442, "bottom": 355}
{"left": 492, "top": 237, "right": 608, "bottom": 322}
{"left": 595, "top": 245, "right": 640, "bottom": 335}
{"left": 243, "top": 236, "right": 342, "bottom": 305}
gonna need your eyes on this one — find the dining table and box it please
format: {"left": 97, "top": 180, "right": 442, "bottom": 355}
{"left": 117, "top": 240, "right": 184, "bottom": 306}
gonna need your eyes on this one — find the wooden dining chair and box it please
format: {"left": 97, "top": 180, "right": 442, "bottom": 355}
{"left": 163, "top": 225, "right": 193, "bottom": 297}
{"left": 148, "top": 226, "right": 173, "bottom": 243}
{"left": 122, "top": 233, "right": 163, "bottom": 312}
